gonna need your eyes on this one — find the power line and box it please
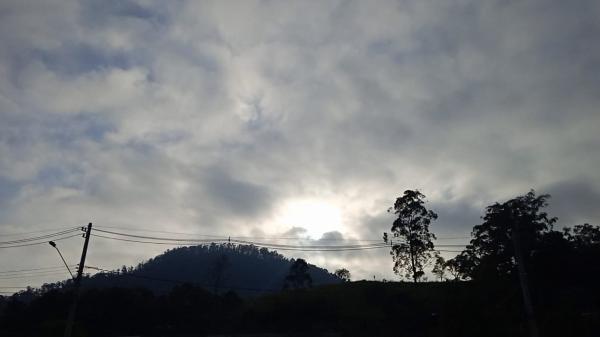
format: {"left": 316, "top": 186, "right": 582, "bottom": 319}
{"left": 94, "top": 229, "right": 221, "bottom": 242}
{"left": 0, "top": 269, "right": 76, "bottom": 277}
{"left": 92, "top": 229, "right": 466, "bottom": 250}
{"left": 0, "top": 226, "right": 80, "bottom": 237}
{"left": 91, "top": 233, "right": 213, "bottom": 245}
{"left": 91, "top": 233, "right": 391, "bottom": 251}
{"left": 95, "top": 225, "right": 244, "bottom": 239}
{"left": 95, "top": 225, "right": 383, "bottom": 242}
{"left": 0, "top": 228, "right": 80, "bottom": 245}
{"left": 95, "top": 225, "right": 470, "bottom": 241}
{"left": 0, "top": 271, "right": 73, "bottom": 280}
{"left": 92, "top": 233, "right": 466, "bottom": 253}
{"left": 232, "top": 238, "right": 390, "bottom": 249}
{"left": 0, "top": 233, "right": 82, "bottom": 249}
{"left": 92, "top": 230, "right": 393, "bottom": 249}
{"left": 0, "top": 266, "right": 78, "bottom": 275}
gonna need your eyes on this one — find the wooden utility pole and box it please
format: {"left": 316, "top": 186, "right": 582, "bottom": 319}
{"left": 64, "top": 222, "right": 92, "bottom": 337}
{"left": 511, "top": 216, "right": 539, "bottom": 337}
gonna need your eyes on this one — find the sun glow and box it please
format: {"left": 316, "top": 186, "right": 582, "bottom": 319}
{"left": 276, "top": 199, "right": 343, "bottom": 239}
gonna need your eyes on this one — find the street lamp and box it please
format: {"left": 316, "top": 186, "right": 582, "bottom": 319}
{"left": 49, "top": 241, "right": 75, "bottom": 280}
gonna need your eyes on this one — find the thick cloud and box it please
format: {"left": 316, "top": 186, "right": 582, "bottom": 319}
{"left": 1, "top": 0, "right": 599, "bottom": 284}
{"left": 544, "top": 179, "right": 600, "bottom": 227}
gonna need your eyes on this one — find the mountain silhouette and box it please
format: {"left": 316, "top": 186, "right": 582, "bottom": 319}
{"left": 80, "top": 243, "right": 341, "bottom": 295}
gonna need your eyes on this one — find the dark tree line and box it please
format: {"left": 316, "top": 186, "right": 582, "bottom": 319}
{"left": 444, "top": 190, "right": 600, "bottom": 286}
{"left": 384, "top": 189, "right": 600, "bottom": 286}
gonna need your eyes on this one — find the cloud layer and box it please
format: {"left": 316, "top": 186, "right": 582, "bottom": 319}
{"left": 1, "top": 0, "right": 599, "bottom": 283}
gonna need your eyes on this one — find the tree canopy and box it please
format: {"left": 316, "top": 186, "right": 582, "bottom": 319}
{"left": 334, "top": 268, "right": 351, "bottom": 282}
{"left": 283, "top": 258, "right": 313, "bottom": 290}
{"left": 384, "top": 190, "right": 437, "bottom": 282}
{"left": 432, "top": 255, "right": 446, "bottom": 281}
{"left": 449, "top": 190, "right": 556, "bottom": 281}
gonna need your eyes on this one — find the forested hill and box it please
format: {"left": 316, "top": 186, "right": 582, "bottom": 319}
{"left": 80, "top": 244, "right": 341, "bottom": 294}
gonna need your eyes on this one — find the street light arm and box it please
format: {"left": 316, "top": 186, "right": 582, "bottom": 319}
{"left": 49, "top": 241, "right": 75, "bottom": 280}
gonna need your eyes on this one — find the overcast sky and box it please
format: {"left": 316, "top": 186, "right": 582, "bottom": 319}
{"left": 1, "top": 0, "right": 599, "bottom": 286}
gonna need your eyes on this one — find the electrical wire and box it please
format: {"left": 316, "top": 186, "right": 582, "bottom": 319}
{"left": 0, "top": 266, "right": 78, "bottom": 276}
{"left": 0, "top": 226, "right": 80, "bottom": 237}
{"left": 95, "top": 225, "right": 470, "bottom": 241}
{"left": 94, "top": 228, "right": 240, "bottom": 243}
{"left": 0, "top": 228, "right": 80, "bottom": 245}
{"left": 92, "top": 229, "right": 466, "bottom": 250}
{"left": 95, "top": 226, "right": 246, "bottom": 239}
{"left": 92, "top": 233, "right": 391, "bottom": 251}
{"left": 92, "top": 233, "right": 465, "bottom": 253}
{"left": 95, "top": 225, "right": 384, "bottom": 242}
{"left": 0, "top": 271, "right": 73, "bottom": 280}
{"left": 92, "top": 230, "right": 392, "bottom": 249}
{"left": 0, "top": 233, "right": 82, "bottom": 249}
{"left": 0, "top": 268, "right": 76, "bottom": 277}
{"left": 91, "top": 233, "right": 214, "bottom": 245}
{"left": 94, "top": 228, "right": 377, "bottom": 247}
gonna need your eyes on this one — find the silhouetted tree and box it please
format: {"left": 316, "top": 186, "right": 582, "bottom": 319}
{"left": 454, "top": 190, "right": 556, "bottom": 281}
{"left": 334, "top": 268, "right": 351, "bottom": 282}
{"left": 384, "top": 190, "right": 438, "bottom": 282}
{"left": 564, "top": 223, "right": 600, "bottom": 248}
{"left": 432, "top": 255, "right": 446, "bottom": 281}
{"left": 444, "top": 258, "right": 461, "bottom": 281}
{"left": 284, "top": 258, "right": 312, "bottom": 290}
{"left": 560, "top": 223, "right": 600, "bottom": 285}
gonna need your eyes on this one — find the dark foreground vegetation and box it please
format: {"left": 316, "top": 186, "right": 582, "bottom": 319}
{"left": 0, "top": 279, "right": 598, "bottom": 337}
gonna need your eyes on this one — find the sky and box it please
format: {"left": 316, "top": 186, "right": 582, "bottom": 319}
{"left": 1, "top": 0, "right": 600, "bottom": 288}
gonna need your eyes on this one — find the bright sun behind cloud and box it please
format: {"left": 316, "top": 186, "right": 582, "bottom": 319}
{"left": 275, "top": 199, "right": 343, "bottom": 239}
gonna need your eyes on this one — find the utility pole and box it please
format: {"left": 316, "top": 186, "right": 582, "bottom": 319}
{"left": 511, "top": 216, "right": 539, "bottom": 337}
{"left": 64, "top": 222, "right": 92, "bottom": 337}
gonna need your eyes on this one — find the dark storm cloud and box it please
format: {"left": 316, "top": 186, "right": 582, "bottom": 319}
{"left": 544, "top": 179, "right": 600, "bottom": 227}
{"left": 200, "top": 166, "right": 274, "bottom": 220}
{"left": 429, "top": 199, "right": 484, "bottom": 238}
{"left": 354, "top": 197, "right": 483, "bottom": 242}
